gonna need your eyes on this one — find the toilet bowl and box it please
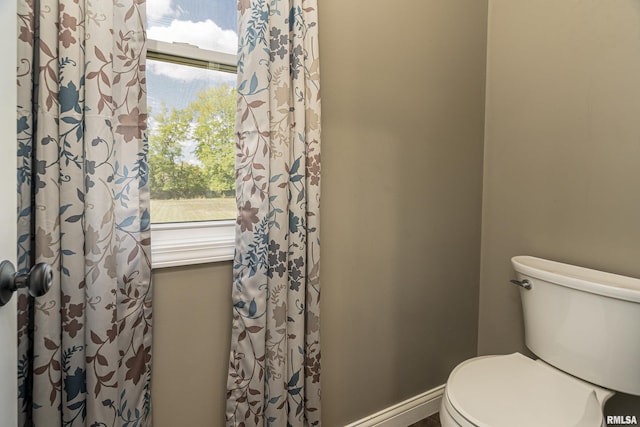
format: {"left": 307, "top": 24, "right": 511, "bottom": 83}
{"left": 440, "top": 256, "right": 640, "bottom": 427}
{"left": 440, "top": 353, "right": 613, "bottom": 427}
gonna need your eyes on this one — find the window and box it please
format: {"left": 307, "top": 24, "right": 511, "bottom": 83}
{"left": 146, "top": 0, "right": 238, "bottom": 268}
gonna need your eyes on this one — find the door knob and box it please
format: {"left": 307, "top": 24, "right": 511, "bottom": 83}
{"left": 0, "top": 260, "right": 53, "bottom": 306}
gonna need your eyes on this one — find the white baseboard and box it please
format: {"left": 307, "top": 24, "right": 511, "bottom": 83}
{"left": 344, "top": 384, "right": 445, "bottom": 427}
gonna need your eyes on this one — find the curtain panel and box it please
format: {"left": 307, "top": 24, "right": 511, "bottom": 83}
{"left": 16, "top": 0, "right": 152, "bottom": 425}
{"left": 226, "top": 1, "right": 321, "bottom": 426}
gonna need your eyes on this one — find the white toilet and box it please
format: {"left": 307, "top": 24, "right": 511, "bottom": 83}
{"left": 441, "top": 255, "right": 640, "bottom": 427}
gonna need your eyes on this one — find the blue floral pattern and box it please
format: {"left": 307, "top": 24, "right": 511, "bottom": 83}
{"left": 226, "top": 0, "right": 321, "bottom": 426}
{"left": 16, "top": 1, "right": 152, "bottom": 426}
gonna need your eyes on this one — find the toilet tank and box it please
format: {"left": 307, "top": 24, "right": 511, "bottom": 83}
{"left": 511, "top": 256, "right": 640, "bottom": 396}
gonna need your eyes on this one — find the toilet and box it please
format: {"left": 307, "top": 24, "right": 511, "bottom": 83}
{"left": 441, "top": 255, "right": 640, "bottom": 427}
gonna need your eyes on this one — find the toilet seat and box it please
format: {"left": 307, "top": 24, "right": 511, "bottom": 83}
{"left": 443, "top": 353, "right": 613, "bottom": 427}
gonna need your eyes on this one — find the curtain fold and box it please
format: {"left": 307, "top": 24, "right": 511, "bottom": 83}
{"left": 226, "top": 1, "right": 321, "bottom": 426}
{"left": 16, "top": 0, "right": 152, "bottom": 425}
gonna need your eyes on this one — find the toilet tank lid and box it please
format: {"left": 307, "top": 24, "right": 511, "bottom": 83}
{"left": 512, "top": 256, "right": 640, "bottom": 303}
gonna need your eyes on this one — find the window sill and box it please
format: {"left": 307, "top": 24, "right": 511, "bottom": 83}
{"left": 150, "top": 220, "right": 235, "bottom": 269}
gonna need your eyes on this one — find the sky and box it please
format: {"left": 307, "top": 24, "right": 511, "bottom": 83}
{"left": 145, "top": 0, "right": 238, "bottom": 164}
{"left": 147, "top": 0, "right": 237, "bottom": 53}
{"left": 146, "top": 0, "right": 238, "bottom": 113}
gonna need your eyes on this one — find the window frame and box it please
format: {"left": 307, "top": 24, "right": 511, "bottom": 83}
{"left": 146, "top": 39, "right": 238, "bottom": 269}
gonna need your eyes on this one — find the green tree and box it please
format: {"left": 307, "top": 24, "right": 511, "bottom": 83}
{"left": 190, "top": 84, "right": 236, "bottom": 196}
{"left": 148, "top": 84, "right": 236, "bottom": 200}
{"left": 148, "top": 105, "right": 208, "bottom": 199}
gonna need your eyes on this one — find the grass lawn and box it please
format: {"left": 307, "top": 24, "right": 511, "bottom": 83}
{"left": 150, "top": 197, "right": 237, "bottom": 223}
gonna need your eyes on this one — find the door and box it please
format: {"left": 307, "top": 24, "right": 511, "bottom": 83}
{"left": 0, "top": 2, "right": 18, "bottom": 426}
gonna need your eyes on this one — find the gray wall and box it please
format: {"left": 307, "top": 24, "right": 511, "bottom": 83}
{"left": 479, "top": 0, "right": 640, "bottom": 356}
{"left": 152, "top": 262, "right": 232, "bottom": 427}
{"left": 319, "top": 0, "right": 487, "bottom": 424}
{"left": 152, "top": 1, "right": 488, "bottom": 425}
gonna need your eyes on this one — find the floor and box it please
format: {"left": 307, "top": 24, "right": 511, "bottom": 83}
{"left": 409, "top": 413, "right": 441, "bottom": 427}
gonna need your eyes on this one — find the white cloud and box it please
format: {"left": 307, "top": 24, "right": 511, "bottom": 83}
{"left": 148, "top": 19, "right": 238, "bottom": 55}
{"left": 147, "top": 0, "right": 175, "bottom": 22}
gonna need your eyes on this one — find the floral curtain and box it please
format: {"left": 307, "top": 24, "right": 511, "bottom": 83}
{"left": 226, "top": 1, "right": 321, "bottom": 426}
{"left": 16, "top": 1, "right": 152, "bottom": 426}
